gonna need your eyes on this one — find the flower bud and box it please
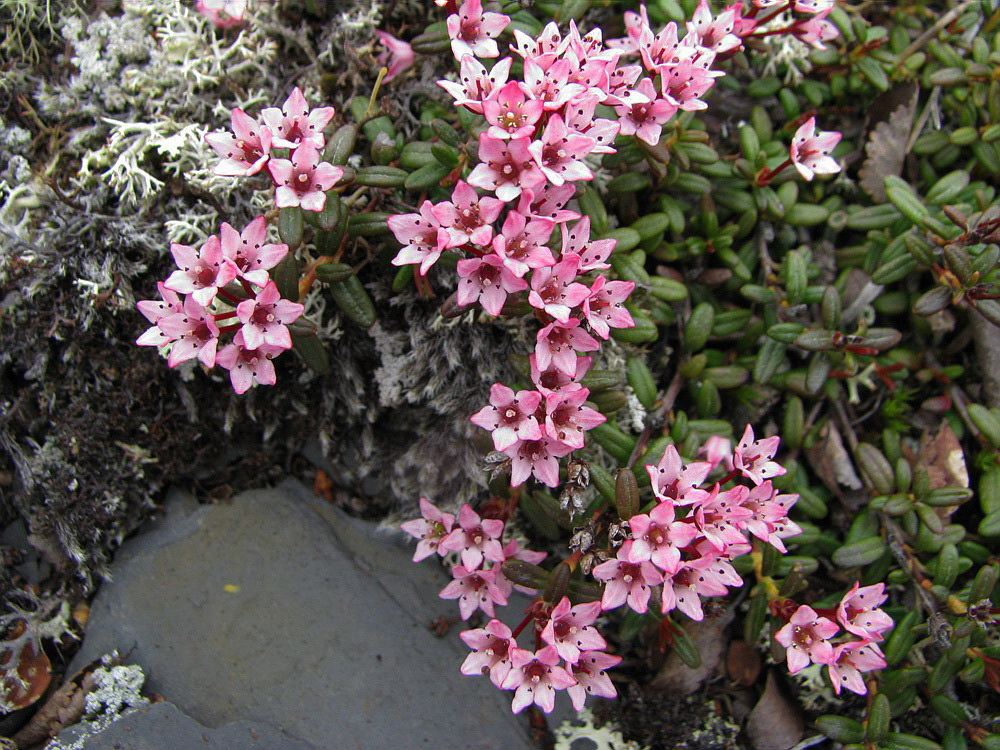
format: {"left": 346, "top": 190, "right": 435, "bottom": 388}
{"left": 542, "top": 561, "right": 572, "bottom": 605}
{"left": 614, "top": 469, "right": 639, "bottom": 521}
{"left": 500, "top": 560, "right": 548, "bottom": 589}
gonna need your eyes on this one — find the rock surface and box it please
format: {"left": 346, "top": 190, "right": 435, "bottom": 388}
{"left": 64, "top": 480, "right": 536, "bottom": 749}
{"left": 52, "top": 701, "right": 313, "bottom": 750}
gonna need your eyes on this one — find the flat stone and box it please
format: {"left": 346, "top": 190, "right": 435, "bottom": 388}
{"left": 69, "top": 479, "right": 535, "bottom": 749}
{"left": 52, "top": 701, "right": 312, "bottom": 750}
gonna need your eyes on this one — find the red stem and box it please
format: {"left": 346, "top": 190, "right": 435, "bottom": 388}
{"left": 753, "top": 1, "right": 795, "bottom": 27}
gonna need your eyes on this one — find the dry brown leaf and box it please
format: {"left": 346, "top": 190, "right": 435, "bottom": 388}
{"left": 651, "top": 608, "right": 733, "bottom": 694}
{"left": 804, "top": 420, "right": 863, "bottom": 500}
{"left": 859, "top": 82, "right": 918, "bottom": 201}
{"left": 726, "top": 640, "right": 762, "bottom": 687}
{"left": 911, "top": 422, "right": 969, "bottom": 489}
{"left": 746, "top": 670, "right": 805, "bottom": 750}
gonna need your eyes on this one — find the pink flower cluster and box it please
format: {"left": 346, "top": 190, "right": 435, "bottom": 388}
{"left": 401, "top": 498, "right": 620, "bottom": 714}
{"left": 609, "top": 2, "right": 732, "bottom": 145}
{"left": 136, "top": 217, "right": 303, "bottom": 394}
{"left": 402, "top": 500, "right": 543, "bottom": 622}
{"left": 205, "top": 87, "right": 344, "bottom": 212}
{"left": 389, "top": 2, "right": 654, "bottom": 486}
{"left": 775, "top": 582, "right": 893, "bottom": 695}
{"left": 138, "top": 87, "right": 349, "bottom": 393}
{"left": 742, "top": 0, "right": 839, "bottom": 49}
{"left": 593, "top": 426, "right": 800, "bottom": 620}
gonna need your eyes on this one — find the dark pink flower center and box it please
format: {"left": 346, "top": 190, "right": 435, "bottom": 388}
{"left": 251, "top": 305, "right": 276, "bottom": 327}
{"left": 191, "top": 321, "right": 213, "bottom": 342}
{"left": 195, "top": 265, "right": 217, "bottom": 287}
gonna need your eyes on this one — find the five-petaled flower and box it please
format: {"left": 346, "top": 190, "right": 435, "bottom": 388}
{"left": 789, "top": 117, "right": 842, "bottom": 181}
{"left": 400, "top": 498, "right": 456, "bottom": 562}
{"left": 775, "top": 605, "right": 840, "bottom": 673}
{"left": 268, "top": 143, "right": 344, "bottom": 212}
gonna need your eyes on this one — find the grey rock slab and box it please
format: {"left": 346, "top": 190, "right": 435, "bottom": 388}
{"left": 52, "top": 701, "right": 312, "bottom": 750}
{"left": 70, "top": 479, "right": 535, "bottom": 749}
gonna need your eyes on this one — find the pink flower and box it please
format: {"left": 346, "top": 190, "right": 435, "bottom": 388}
{"left": 611, "top": 78, "right": 676, "bottom": 146}
{"left": 261, "top": 87, "right": 335, "bottom": 150}
{"left": 438, "top": 504, "right": 506, "bottom": 570}
{"left": 157, "top": 296, "right": 221, "bottom": 368}
{"left": 205, "top": 108, "right": 272, "bottom": 177}
{"left": 540, "top": 597, "right": 606, "bottom": 663}
{"left": 470, "top": 383, "right": 543, "bottom": 451}
{"left": 789, "top": 117, "right": 842, "bottom": 180}
{"left": 592, "top": 557, "right": 663, "bottom": 613}
{"left": 491, "top": 211, "right": 556, "bottom": 278}
{"left": 431, "top": 180, "right": 505, "bottom": 248}
{"left": 399, "top": 498, "right": 456, "bottom": 562}
{"left": 268, "top": 144, "right": 344, "bottom": 212}
{"left": 560, "top": 217, "right": 616, "bottom": 272}
{"left": 694, "top": 484, "right": 754, "bottom": 552}
{"left": 515, "top": 185, "right": 580, "bottom": 224}
{"left": 836, "top": 582, "right": 893, "bottom": 641}
{"left": 460, "top": 619, "right": 517, "bottom": 688}
{"left": 483, "top": 81, "right": 545, "bottom": 141}
{"left": 374, "top": 30, "right": 415, "bottom": 83}
{"left": 136, "top": 283, "right": 183, "bottom": 349}
{"left": 389, "top": 201, "right": 455, "bottom": 275}
{"left": 581, "top": 276, "right": 635, "bottom": 339}
{"left": 686, "top": 0, "right": 742, "bottom": 54}
{"left": 733, "top": 424, "right": 786, "bottom": 486}
{"left": 775, "top": 605, "right": 840, "bottom": 673}
{"left": 467, "top": 135, "right": 546, "bottom": 202}
{"left": 164, "top": 235, "right": 239, "bottom": 307}
{"left": 626, "top": 503, "right": 699, "bottom": 574}
{"left": 791, "top": 11, "right": 840, "bottom": 49}
{"left": 535, "top": 319, "right": 600, "bottom": 376}
{"left": 698, "top": 435, "right": 732, "bottom": 470}
{"left": 522, "top": 58, "right": 586, "bottom": 111}
{"left": 609, "top": 5, "right": 652, "bottom": 54}
{"left": 440, "top": 566, "right": 508, "bottom": 620}
{"left": 196, "top": 0, "right": 247, "bottom": 28}
{"left": 527, "top": 257, "right": 590, "bottom": 323}
{"left": 661, "top": 556, "right": 741, "bottom": 620}
{"left": 219, "top": 216, "right": 288, "bottom": 287}
{"left": 456, "top": 254, "right": 528, "bottom": 316}
{"left": 563, "top": 94, "right": 621, "bottom": 154}
{"left": 658, "top": 58, "right": 720, "bottom": 113}
{"left": 215, "top": 330, "right": 285, "bottom": 394}
{"left": 510, "top": 22, "right": 568, "bottom": 68}
{"left": 235, "top": 280, "right": 304, "bottom": 350}
{"left": 504, "top": 436, "right": 575, "bottom": 487}
{"left": 828, "top": 640, "right": 886, "bottom": 695}
{"left": 795, "top": 0, "right": 835, "bottom": 12}
{"left": 542, "top": 387, "right": 605, "bottom": 450}
{"left": 567, "top": 650, "right": 621, "bottom": 710}
{"left": 527, "top": 114, "right": 596, "bottom": 185}
{"left": 738, "top": 481, "right": 801, "bottom": 553}
{"left": 438, "top": 57, "right": 512, "bottom": 114}
{"left": 529, "top": 353, "right": 592, "bottom": 396}
{"left": 446, "top": 0, "right": 510, "bottom": 59}
{"left": 501, "top": 646, "right": 576, "bottom": 714}
{"left": 645, "top": 444, "right": 712, "bottom": 505}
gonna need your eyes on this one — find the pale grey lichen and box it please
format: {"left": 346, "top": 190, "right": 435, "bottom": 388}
{"left": 675, "top": 707, "right": 740, "bottom": 750}
{"left": 45, "top": 660, "right": 150, "bottom": 750}
{"left": 554, "top": 708, "right": 646, "bottom": 750}
{"left": 84, "top": 663, "right": 148, "bottom": 717}
{"left": 754, "top": 12, "right": 815, "bottom": 84}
